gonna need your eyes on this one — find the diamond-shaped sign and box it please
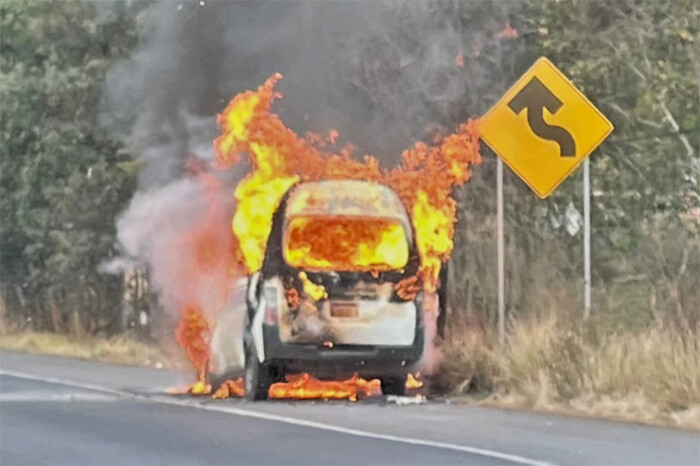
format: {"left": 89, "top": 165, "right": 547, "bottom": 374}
{"left": 478, "top": 57, "right": 614, "bottom": 198}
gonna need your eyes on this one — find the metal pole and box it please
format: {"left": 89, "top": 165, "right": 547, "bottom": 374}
{"left": 497, "top": 157, "right": 505, "bottom": 348}
{"left": 583, "top": 158, "right": 591, "bottom": 319}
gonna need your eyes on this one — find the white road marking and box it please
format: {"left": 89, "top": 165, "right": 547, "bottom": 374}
{"left": 0, "top": 392, "right": 116, "bottom": 402}
{"left": 0, "top": 370, "right": 133, "bottom": 398}
{"left": 0, "top": 369, "right": 554, "bottom": 466}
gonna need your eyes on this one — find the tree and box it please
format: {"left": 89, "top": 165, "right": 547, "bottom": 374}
{"left": 0, "top": 0, "right": 138, "bottom": 333}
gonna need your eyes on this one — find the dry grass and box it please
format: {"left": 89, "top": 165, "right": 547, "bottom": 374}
{"left": 439, "top": 314, "right": 700, "bottom": 430}
{"left": 0, "top": 330, "right": 180, "bottom": 369}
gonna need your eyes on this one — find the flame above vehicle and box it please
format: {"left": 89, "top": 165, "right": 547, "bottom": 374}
{"left": 171, "top": 73, "right": 480, "bottom": 400}
{"left": 214, "top": 73, "right": 481, "bottom": 292}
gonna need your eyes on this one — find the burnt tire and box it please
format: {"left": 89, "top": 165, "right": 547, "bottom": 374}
{"left": 380, "top": 376, "right": 406, "bottom": 396}
{"left": 243, "top": 344, "right": 272, "bottom": 401}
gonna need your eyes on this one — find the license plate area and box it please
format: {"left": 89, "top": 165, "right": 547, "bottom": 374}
{"left": 330, "top": 302, "right": 359, "bottom": 318}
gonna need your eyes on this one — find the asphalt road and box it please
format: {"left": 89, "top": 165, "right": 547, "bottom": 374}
{"left": 0, "top": 351, "right": 698, "bottom": 465}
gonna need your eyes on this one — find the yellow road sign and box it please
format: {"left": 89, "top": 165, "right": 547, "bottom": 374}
{"left": 478, "top": 57, "right": 613, "bottom": 198}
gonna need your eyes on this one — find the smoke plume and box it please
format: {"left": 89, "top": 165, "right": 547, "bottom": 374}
{"left": 102, "top": 0, "right": 517, "bottom": 376}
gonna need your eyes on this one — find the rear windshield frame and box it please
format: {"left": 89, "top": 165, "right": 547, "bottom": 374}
{"left": 261, "top": 182, "right": 421, "bottom": 283}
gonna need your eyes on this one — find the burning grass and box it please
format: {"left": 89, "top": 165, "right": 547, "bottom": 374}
{"left": 438, "top": 314, "right": 700, "bottom": 430}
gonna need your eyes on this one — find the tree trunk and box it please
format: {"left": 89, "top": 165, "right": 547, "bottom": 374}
{"left": 0, "top": 286, "right": 7, "bottom": 334}
{"left": 667, "top": 280, "right": 690, "bottom": 333}
{"left": 70, "top": 308, "right": 84, "bottom": 337}
{"left": 47, "top": 287, "right": 63, "bottom": 333}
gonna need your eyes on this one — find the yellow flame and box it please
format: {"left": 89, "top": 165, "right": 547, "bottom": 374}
{"left": 298, "top": 271, "right": 327, "bottom": 301}
{"left": 411, "top": 190, "right": 453, "bottom": 291}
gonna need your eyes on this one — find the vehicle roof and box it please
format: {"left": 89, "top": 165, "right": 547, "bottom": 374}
{"left": 285, "top": 180, "right": 411, "bottom": 234}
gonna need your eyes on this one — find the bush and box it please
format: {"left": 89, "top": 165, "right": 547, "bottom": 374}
{"left": 439, "top": 312, "right": 700, "bottom": 428}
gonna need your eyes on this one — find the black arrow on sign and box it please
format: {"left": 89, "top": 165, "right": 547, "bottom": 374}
{"left": 508, "top": 77, "right": 576, "bottom": 157}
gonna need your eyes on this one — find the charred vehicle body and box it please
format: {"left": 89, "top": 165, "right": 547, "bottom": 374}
{"left": 210, "top": 180, "right": 446, "bottom": 400}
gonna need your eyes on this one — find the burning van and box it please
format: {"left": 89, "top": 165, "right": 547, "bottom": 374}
{"left": 234, "top": 179, "right": 429, "bottom": 399}
{"left": 184, "top": 74, "right": 475, "bottom": 400}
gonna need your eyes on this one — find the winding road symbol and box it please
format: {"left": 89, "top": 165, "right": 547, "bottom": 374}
{"left": 508, "top": 77, "right": 576, "bottom": 157}
{"left": 478, "top": 57, "right": 614, "bottom": 198}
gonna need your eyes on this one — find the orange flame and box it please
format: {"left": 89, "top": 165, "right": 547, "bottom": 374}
{"left": 406, "top": 372, "right": 424, "bottom": 390}
{"left": 169, "top": 165, "right": 240, "bottom": 396}
{"left": 175, "top": 304, "right": 211, "bottom": 390}
{"left": 212, "top": 378, "right": 245, "bottom": 399}
{"left": 285, "top": 217, "right": 409, "bottom": 272}
{"left": 172, "top": 372, "right": 423, "bottom": 400}
{"left": 269, "top": 373, "right": 381, "bottom": 401}
{"left": 214, "top": 74, "right": 481, "bottom": 292}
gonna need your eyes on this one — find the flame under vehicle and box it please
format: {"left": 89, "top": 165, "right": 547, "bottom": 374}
{"left": 210, "top": 180, "right": 447, "bottom": 400}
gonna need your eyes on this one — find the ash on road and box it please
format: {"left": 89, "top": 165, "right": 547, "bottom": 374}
{"left": 0, "top": 351, "right": 697, "bottom": 465}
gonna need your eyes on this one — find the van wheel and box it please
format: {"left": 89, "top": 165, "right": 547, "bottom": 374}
{"left": 243, "top": 344, "right": 272, "bottom": 401}
{"left": 380, "top": 377, "right": 406, "bottom": 396}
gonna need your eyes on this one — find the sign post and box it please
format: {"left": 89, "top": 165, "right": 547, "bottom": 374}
{"left": 497, "top": 157, "right": 505, "bottom": 349}
{"left": 478, "top": 57, "right": 613, "bottom": 336}
{"left": 583, "top": 158, "right": 591, "bottom": 319}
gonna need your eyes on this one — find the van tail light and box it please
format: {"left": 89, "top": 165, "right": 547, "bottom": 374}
{"left": 263, "top": 287, "right": 279, "bottom": 325}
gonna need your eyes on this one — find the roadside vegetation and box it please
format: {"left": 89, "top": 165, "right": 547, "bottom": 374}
{"left": 439, "top": 313, "right": 700, "bottom": 430}
{"left": 0, "top": 327, "right": 178, "bottom": 369}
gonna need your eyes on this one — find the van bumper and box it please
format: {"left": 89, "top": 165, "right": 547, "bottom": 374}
{"left": 261, "top": 324, "right": 424, "bottom": 378}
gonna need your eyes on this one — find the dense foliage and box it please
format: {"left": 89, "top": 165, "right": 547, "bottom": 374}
{"left": 0, "top": 0, "right": 138, "bottom": 333}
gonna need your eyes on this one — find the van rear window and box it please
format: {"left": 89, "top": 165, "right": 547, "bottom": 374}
{"left": 283, "top": 216, "right": 409, "bottom": 272}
